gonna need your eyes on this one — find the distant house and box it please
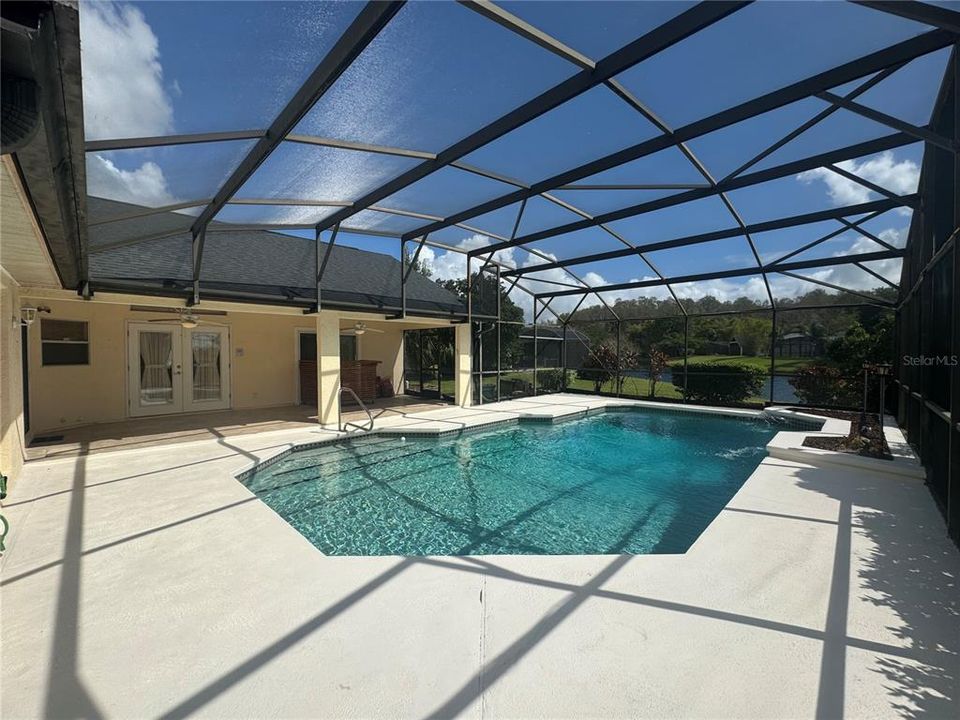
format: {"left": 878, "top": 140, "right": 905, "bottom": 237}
{"left": 702, "top": 339, "right": 743, "bottom": 356}
{"left": 775, "top": 332, "right": 824, "bottom": 357}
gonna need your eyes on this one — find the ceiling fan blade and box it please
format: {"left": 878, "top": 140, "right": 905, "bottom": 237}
{"left": 364, "top": 328, "right": 385, "bottom": 333}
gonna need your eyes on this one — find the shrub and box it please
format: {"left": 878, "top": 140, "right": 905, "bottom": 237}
{"left": 826, "top": 318, "right": 893, "bottom": 374}
{"left": 537, "top": 368, "right": 572, "bottom": 393}
{"left": 576, "top": 343, "right": 639, "bottom": 394}
{"left": 789, "top": 364, "right": 858, "bottom": 406}
{"left": 577, "top": 343, "right": 616, "bottom": 392}
{"left": 672, "top": 362, "right": 765, "bottom": 404}
{"left": 648, "top": 349, "right": 669, "bottom": 399}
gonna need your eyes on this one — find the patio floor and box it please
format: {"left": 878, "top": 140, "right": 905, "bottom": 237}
{"left": 2, "top": 396, "right": 957, "bottom": 718}
{"left": 25, "top": 395, "right": 449, "bottom": 460}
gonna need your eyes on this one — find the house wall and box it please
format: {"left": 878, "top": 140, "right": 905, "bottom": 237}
{"left": 21, "top": 297, "right": 412, "bottom": 433}
{"left": 0, "top": 269, "right": 26, "bottom": 485}
{"left": 1, "top": 156, "right": 59, "bottom": 486}
{"left": 358, "top": 325, "right": 404, "bottom": 394}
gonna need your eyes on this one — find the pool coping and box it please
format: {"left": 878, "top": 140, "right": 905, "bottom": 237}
{"left": 235, "top": 396, "right": 925, "bottom": 486}
{"left": 234, "top": 398, "right": 823, "bottom": 482}
{"left": 764, "top": 407, "right": 925, "bottom": 480}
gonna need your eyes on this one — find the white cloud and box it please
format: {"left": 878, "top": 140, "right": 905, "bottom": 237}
{"left": 418, "top": 235, "right": 607, "bottom": 319}
{"left": 796, "top": 151, "right": 919, "bottom": 212}
{"left": 80, "top": 1, "right": 175, "bottom": 139}
{"left": 424, "top": 149, "right": 916, "bottom": 317}
{"left": 670, "top": 276, "right": 769, "bottom": 304}
{"left": 878, "top": 226, "right": 907, "bottom": 249}
{"left": 426, "top": 222, "right": 905, "bottom": 322}
{"left": 822, "top": 234, "right": 902, "bottom": 285}
{"left": 418, "top": 234, "right": 519, "bottom": 283}
{"left": 517, "top": 236, "right": 901, "bottom": 317}
{"left": 86, "top": 154, "right": 177, "bottom": 207}
{"left": 766, "top": 233, "right": 902, "bottom": 298}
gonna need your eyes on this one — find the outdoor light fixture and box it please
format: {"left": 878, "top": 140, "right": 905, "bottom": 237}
{"left": 17, "top": 305, "right": 50, "bottom": 328}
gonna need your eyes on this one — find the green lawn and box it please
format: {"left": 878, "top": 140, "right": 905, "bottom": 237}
{"left": 409, "top": 377, "right": 455, "bottom": 396}
{"left": 566, "top": 375, "right": 684, "bottom": 400}
{"left": 461, "top": 356, "right": 820, "bottom": 404}
{"left": 670, "top": 354, "right": 820, "bottom": 373}
{"left": 567, "top": 374, "right": 772, "bottom": 405}
{"left": 492, "top": 372, "right": 678, "bottom": 400}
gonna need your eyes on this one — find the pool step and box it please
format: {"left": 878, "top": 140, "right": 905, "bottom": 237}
{"left": 245, "top": 435, "right": 421, "bottom": 492}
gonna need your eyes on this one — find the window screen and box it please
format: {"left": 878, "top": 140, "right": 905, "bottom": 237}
{"left": 41, "top": 319, "right": 89, "bottom": 366}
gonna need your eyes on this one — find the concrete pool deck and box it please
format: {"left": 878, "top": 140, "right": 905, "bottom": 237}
{"left": 2, "top": 395, "right": 958, "bottom": 718}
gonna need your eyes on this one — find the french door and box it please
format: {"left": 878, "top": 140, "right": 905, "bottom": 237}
{"left": 128, "top": 323, "right": 230, "bottom": 417}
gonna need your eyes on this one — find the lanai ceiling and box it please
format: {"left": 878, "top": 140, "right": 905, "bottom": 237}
{"left": 78, "top": 1, "right": 959, "bottom": 319}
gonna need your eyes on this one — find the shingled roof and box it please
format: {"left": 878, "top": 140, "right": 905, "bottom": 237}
{"left": 88, "top": 197, "right": 467, "bottom": 316}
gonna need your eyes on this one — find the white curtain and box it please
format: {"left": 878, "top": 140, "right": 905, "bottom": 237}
{"left": 140, "top": 332, "right": 173, "bottom": 404}
{"left": 192, "top": 333, "right": 221, "bottom": 401}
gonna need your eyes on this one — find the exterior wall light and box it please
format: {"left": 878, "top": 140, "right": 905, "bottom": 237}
{"left": 18, "top": 305, "right": 50, "bottom": 328}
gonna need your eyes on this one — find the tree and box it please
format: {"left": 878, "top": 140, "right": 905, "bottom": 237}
{"left": 435, "top": 275, "right": 524, "bottom": 323}
{"left": 578, "top": 343, "right": 617, "bottom": 393}
{"left": 788, "top": 316, "right": 894, "bottom": 408}
{"left": 790, "top": 365, "right": 856, "bottom": 406}
{"left": 623, "top": 317, "right": 685, "bottom": 357}
{"left": 437, "top": 273, "right": 527, "bottom": 370}
{"left": 404, "top": 248, "right": 433, "bottom": 278}
{"left": 617, "top": 348, "right": 641, "bottom": 394}
{"left": 826, "top": 317, "right": 894, "bottom": 375}
{"left": 733, "top": 316, "right": 772, "bottom": 356}
{"left": 577, "top": 343, "right": 639, "bottom": 394}
{"left": 648, "top": 349, "right": 669, "bottom": 398}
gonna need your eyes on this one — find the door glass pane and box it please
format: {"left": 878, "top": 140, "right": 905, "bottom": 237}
{"left": 139, "top": 331, "right": 174, "bottom": 406}
{"left": 403, "top": 330, "right": 421, "bottom": 394}
{"left": 300, "top": 332, "right": 317, "bottom": 361}
{"left": 340, "top": 335, "right": 357, "bottom": 361}
{"left": 192, "top": 332, "right": 222, "bottom": 401}
{"left": 421, "top": 331, "right": 439, "bottom": 396}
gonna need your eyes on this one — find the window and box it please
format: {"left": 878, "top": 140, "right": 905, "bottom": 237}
{"left": 299, "top": 332, "right": 317, "bottom": 362}
{"left": 41, "top": 319, "right": 89, "bottom": 366}
{"left": 298, "top": 332, "right": 357, "bottom": 362}
{"left": 340, "top": 335, "right": 357, "bottom": 362}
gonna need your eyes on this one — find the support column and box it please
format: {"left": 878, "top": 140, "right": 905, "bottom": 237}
{"left": 455, "top": 323, "right": 473, "bottom": 407}
{"left": 316, "top": 312, "right": 341, "bottom": 429}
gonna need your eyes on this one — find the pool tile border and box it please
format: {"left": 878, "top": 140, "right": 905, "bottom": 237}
{"left": 235, "top": 400, "right": 822, "bottom": 482}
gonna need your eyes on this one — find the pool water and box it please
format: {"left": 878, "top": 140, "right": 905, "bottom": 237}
{"left": 242, "top": 410, "right": 781, "bottom": 556}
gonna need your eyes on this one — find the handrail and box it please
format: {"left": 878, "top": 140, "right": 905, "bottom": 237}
{"left": 339, "top": 387, "right": 374, "bottom": 433}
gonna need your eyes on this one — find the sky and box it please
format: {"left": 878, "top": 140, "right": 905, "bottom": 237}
{"left": 79, "top": 1, "right": 950, "bottom": 319}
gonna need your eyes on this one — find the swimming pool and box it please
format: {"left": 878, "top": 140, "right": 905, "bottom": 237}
{"left": 241, "top": 409, "right": 784, "bottom": 556}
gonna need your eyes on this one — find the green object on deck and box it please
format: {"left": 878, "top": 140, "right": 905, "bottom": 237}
{"left": 1, "top": 473, "right": 7, "bottom": 552}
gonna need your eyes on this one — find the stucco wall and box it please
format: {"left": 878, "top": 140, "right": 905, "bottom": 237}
{"left": 0, "top": 269, "right": 26, "bottom": 484}
{"left": 23, "top": 298, "right": 408, "bottom": 432}
{"left": 358, "top": 325, "right": 404, "bottom": 394}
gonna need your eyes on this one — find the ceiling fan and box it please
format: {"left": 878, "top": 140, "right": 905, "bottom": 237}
{"left": 145, "top": 308, "right": 216, "bottom": 329}
{"left": 342, "top": 321, "right": 384, "bottom": 336}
